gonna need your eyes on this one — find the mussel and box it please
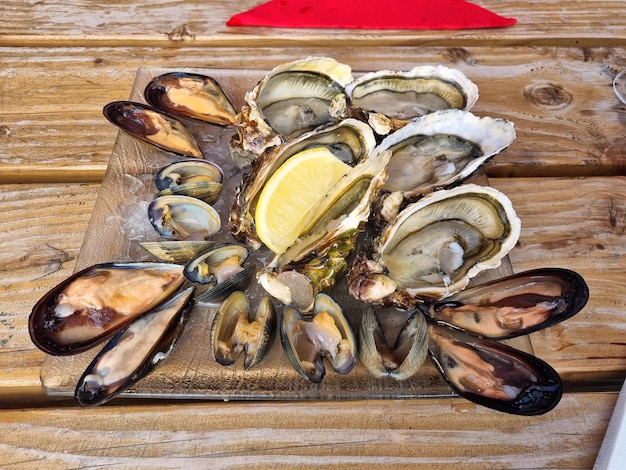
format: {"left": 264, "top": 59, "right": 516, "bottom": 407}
{"left": 428, "top": 323, "right": 563, "bottom": 415}
{"left": 103, "top": 101, "right": 202, "bottom": 158}
{"left": 75, "top": 286, "right": 195, "bottom": 406}
{"left": 144, "top": 72, "right": 237, "bottom": 126}
{"left": 418, "top": 268, "right": 589, "bottom": 340}
{"left": 29, "top": 262, "right": 186, "bottom": 355}
{"left": 280, "top": 293, "right": 357, "bottom": 383}
{"left": 359, "top": 306, "right": 428, "bottom": 380}
{"left": 210, "top": 291, "right": 276, "bottom": 369}
{"left": 154, "top": 159, "right": 224, "bottom": 205}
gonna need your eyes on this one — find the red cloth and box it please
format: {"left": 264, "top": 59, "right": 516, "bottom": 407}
{"left": 226, "top": 0, "right": 516, "bottom": 30}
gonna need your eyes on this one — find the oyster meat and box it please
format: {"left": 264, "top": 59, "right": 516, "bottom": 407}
{"left": 348, "top": 184, "right": 521, "bottom": 308}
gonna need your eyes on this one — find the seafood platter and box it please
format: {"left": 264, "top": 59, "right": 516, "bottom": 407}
{"left": 30, "top": 58, "right": 589, "bottom": 414}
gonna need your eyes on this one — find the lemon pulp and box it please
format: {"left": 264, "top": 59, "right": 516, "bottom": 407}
{"left": 255, "top": 147, "right": 350, "bottom": 254}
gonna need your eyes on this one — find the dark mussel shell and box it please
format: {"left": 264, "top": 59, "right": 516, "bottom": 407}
{"left": 428, "top": 323, "right": 562, "bottom": 415}
{"left": 103, "top": 101, "right": 202, "bottom": 158}
{"left": 418, "top": 268, "right": 589, "bottom": 340}
{"left": 75, "top": 286, "right": 195, "bottom": 406}
{"left": 29, "top": 262, "right": 186, "bottom": 355}
{"left": 144, "top": 72, "right": 237, "bottom": 126}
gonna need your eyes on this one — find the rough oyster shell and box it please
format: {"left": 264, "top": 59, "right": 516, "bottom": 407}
{"left": 347, "top": 184, "right": 521, "bottom": 308}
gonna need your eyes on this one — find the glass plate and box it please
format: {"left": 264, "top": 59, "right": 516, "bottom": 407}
{"left": 40, "top": 66, "right": 530, "bottom": 401}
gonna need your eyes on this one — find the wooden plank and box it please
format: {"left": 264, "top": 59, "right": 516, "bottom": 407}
{"left": 3, "top": 0, "right": 626, "bottom": 47}
{"left": 0, "top": 393, "right": 616, "bottom": 468}
{"left": 2, "top": 47, "right": 626, "bottom": 182}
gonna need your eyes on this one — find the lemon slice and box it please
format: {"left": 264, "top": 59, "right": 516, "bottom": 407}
{"left": 255, "top": 147, "right": 351, "bottom": 254}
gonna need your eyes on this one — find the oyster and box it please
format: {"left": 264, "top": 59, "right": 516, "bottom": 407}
{"left": 418, "top": 268, "right": 589, "bottom": 340}
{"left": 347, "top": 184, "right": 521, "bottom": 308}
{"left": 29, "top": 262, "right": 186, "bottom": 355}
{"left": 345, "top": 65, "right": 479, "bottom": 134}
{"left": 428, "top": 323, "right": 562, "bottom": 415}
{"left": 144, "top": 72, "right": 237, "bottom": 126}
{"left": 257, "top": 148, "right": 392, "bottom": 310}
{"left": 75, "top": 286, "right": 195, "bottom": 407}
{"left": 280, "top": 293, "right": 357, "bottom": 383}
{"left": 375, "top": 109, "right": 516, "bottom": 200}
{"left": 231, "top": 57, "right": 353, "bottom": 166}
{"left": 103, "top": 101, "right": 202, "bottom": 158}
{"left": 211, "top": 291, "right": 276, "bottom": 369}
{"left": 148, "top": 195, "right": 221, "bottom": 240}
{"left": 230, "top": 118, "right": 376, "bottom": 249}
{"left": 359, "top": 306, "right": 428, "bottom": 380}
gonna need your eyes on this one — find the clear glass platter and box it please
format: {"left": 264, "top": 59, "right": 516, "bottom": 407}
{"left": 40, "top": 66, "right": 531, "bottom": 401}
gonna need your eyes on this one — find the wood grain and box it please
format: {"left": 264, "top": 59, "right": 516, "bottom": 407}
{"left": 2, "top": 47, "right": 626, "bottom": 183}
{"left": 0, "top": 393, "right": 615, "bottom": 468}
{"left": 3, "top": 0, "right": 626, "bottom": 47}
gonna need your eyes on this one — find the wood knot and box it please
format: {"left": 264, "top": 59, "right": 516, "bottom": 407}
{"left": 524, "top": 83, "right": 572, "bottom": 109}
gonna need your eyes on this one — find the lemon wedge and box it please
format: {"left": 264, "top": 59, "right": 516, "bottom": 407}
{"left": 255, "top": 147, "right": 351, "bottom": 254}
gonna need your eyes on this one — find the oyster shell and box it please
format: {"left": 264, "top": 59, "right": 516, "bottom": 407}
{"left": 103, "top": 101, "right": 202, "bottom": 158}
{"left": 280, "top": 293, "right": 357, "bottom": 383}
{"left": 29, "top": 262, "right": 186, "bottom": 355}
{"left": 428, "top": 323, "right": 562, "bottom": 415}
{"left": 345, "top": 65, "right": 479, "bottom": 135}
{"left": 418, "top": 268, "right": 589, "bottom": 340}
{"left": 211, "top": 291, "right": 276, "bottom": 369}
{"left": 144, "top": 72, "right": 237, "bottom": 126}
{"left": 75, "top": 286, "right": 195, "bottom": 407}
{"left": 230, "top": 118, "right": 376, "bottom": 250}
{"left": 376, "top": 109, "right": 516, "bottom": 200}
{"left": 347, "top": 184, "right": 521, "bottom": 308}
{"left": 359, "top": 306, "right": 428, "bottom": 380}
{"left": 231, "top": 57, "right": 353, "bottom": 166}
{"left": 148, "top": 195, "right": 221, "bottom": 240}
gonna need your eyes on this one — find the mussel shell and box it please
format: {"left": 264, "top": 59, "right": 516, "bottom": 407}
{"left": 210, "top": 291, "right": 276, "bottom": 369}
{"left": 428, "top": 323, "right": 562, "bottom": 415}
{"left": 144, "top": 72, "right": 237, "bottom": 126}
{"left": 155, "top": 159, "right": 224, "bottom": 190}
{"left": 183, "top": 243, "right": 249, "bottom": 284}
{"left": 148, "top": 195, "right": 221, "bottom": 240}
{"left": 419, "top": 268, "right": 589, "bottom": 340}
{"left": 29, "top": 262, "right": 186, "bottom": 355}
{"left": 75, "top": 286, "right": 195, "bottom": 406}
{"left": 280, "top": 293, "right": 357, "bottom": 383}
{"left": 194, "top": 266, "right": 255, "bottom": 306}
{"left": 139, "top": 240, "right": 216, "bottom": 263}
{"left": 359, "top": 306, "right": 428, "bottom": 380}
{"left": 103, "top": 101, "right": 202, "bottom": 158}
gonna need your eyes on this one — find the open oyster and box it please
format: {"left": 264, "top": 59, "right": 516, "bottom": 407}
{"left": 75, "top": 286, "right": 195, "bottom": 406}
{"left": 348, "top": 184, "right": 521, "bottom": 308}
{"left": 230, "top": 118, "right": 376, "bottom": 250}
{"left": 345, "top": 65, "right": 479, "bottom": 135}
{"left": 29, "top": 262, "right": 186, "bottom": 355}
{"left": 231, "top": 57, "right": 353, "bottom": 166}
{"left": 376, "top": 109, "right": 516, "bottom": 201}
{"left": 280, "top": 293, "right": 357, "bottom": 383}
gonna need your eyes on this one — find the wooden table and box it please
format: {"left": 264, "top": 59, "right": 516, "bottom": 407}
{"left": 2, "top": 1, "right": 626, "bottom": 467}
